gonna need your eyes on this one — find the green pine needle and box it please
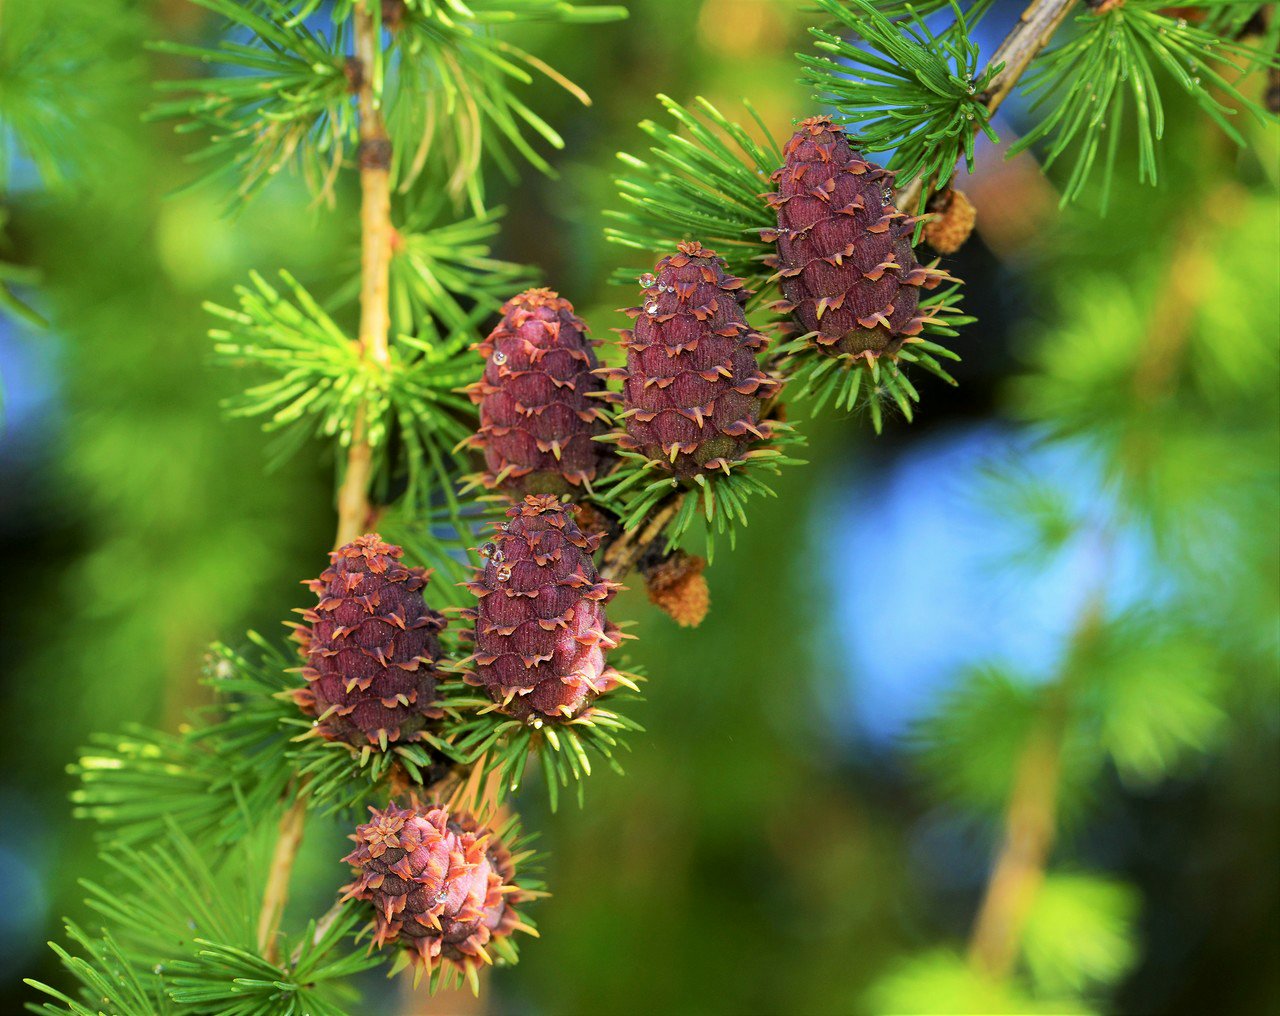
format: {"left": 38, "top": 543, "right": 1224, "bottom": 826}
{"left": 63, "top": 827, "right": 379, "bottom": 1016}
{"left": 448, "top": 685, "right": 643, "bottom": 811}
{"left": 1022, "top": 874, "right": 1139, "bottom": 995}
{"left": 385, "top": 202, "right": 537, "bottom": 342}
{"left": 910, "top": 665, "right": 1053, "bottom": 817}
{"left": 0, "top": 0, "right": 134, "bottom": 191}
{"left": 71, "top": 634, "right": 300, "bottom": 852}
{"left": 1085, "top": 612, "right": 1227, "bottom": 785}
{"left": 149, "top": 0, "right": 355, "bottom": 207}
{"left": 73, "top": 631, "right": 467, "bottom": 852}
{"left": 384, "top": 0, "right": 627, "bottom": 208}
{"left": 1010, "top": 2, "right": 1280, "bottom": 208}
{"left": 1199, "top": 4, "right": 1280, "bottom": 71}
{"left": 606, "top": 95, "right": 783, "bottom": 288}
{"left": 328, "top": 201, "right": 538, "bottom": 345}
{"left": 800, "top": 0, "right": 999, "bottom": 208}
{"left": 594, "top": 427, "right": 805, "bottom": 562}
{"left": 776, "top": 286, "right": 970, "bottom": 427}
{"left": 26, "top": 923, "right": 172, "bottom": 1016}
{"left": 209, "top": 269, "right": 475, "bottom": 511}
{"left": 70, "top": 725, "right": 265, "bottom": 851}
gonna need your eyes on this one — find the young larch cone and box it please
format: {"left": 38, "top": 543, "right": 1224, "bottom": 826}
{"left": 644, "top": 550, "right": 709, "bottom": 628}
{"left": 292, "top": 535, "right": 446, "bottom": 749}
{"left": 341, "top": 802, "right": 530, "bottom": 976}
{"left": 462, "top": 288, "right": 606, "bottom": 493}
{"left": 604, "top": 242, "right": 779, "bottom": 479}
{"left": 923, "top": 188, "right": 977, "bottom": 255}
{"left": 764, "top": 116, "right": 950, "bottom": 358}
{"left": 461, "top": 495, "right": 622, "bottom": 722}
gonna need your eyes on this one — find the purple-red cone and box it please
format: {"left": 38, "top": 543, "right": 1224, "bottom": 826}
{"left": 764, "top": 116, "right": 950, "bottom": 358}
{"left": 463, "top": 288, "right": 606, "bottom": 493}
{"left": 602, "top": 241, "right": 779, "bottom": 479}
{"left": 461, "top": 495, "right": 622, "bottom": 722}
{"left": 292, "top": 535, "right": 446, "bottom": 748}
{"left": 341, "top": 802, "right": 530, "bottom": 975}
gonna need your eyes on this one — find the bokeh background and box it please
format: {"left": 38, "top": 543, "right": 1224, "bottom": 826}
{"left": 2, "top": 1, "right": 1277, "bottom": 1013}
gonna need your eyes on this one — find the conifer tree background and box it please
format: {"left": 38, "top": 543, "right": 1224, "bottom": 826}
{"left": 1, "top": 0, "right": 1277, "bottom": 1013}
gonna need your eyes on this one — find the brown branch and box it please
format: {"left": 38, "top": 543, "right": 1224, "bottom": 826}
{"left": 967, "top": 599, "right": 1101, "bottom": 978}
{"left": 966, "top": 712, "right": 1063, "bottom": 977}
{"left": 966, "top": 174, "right": 1238, "bottom": 982}
{"left": 966, "top": 251, "right": 1193, "bottom": 981}
{"left": 898, "top": 0, "right": 1080, "bottom": 212}
{"left": 335, "top": 3, "right": 395, "bottom": 548}
{"left": 256, "top": 791, "right": 310, "bottom": 964}
{"left": 1131, "top": 186, "right": 1241, "bottom": 403}
{"left": 256, "top": 3, "right": 398, "bottom": 965}
{"left": 598, "top": 496, "right": 684, "bottom": 584}
{"left": 981, "top": 0, "right": 1081, "bottom": 115}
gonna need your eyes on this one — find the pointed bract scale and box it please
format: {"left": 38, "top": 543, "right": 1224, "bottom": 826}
{"left": 341, "top": 803, "right": 532, "bottom": 977}
{"left": 608, "top": 242, "right": 780, "bottom": 479}
{"left": 462, "top": 495, "right": 623, "bottom": 722}
{"left": 463, "top": 288, "right": 607, "bottom": 494}
{"left": 292, "top": 535, "right": 447, "bottom": 748}
{"left": 765, "top": 116, "right": 951, "bottom": 357}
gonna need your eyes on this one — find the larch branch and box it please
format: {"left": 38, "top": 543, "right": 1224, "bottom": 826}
{"left": 898, "top": 0, "right": 1079, "bottom": 211}
{"left": 257, "top": 3, "right": 398, "bottom": 962}
{"left": 335, "top": 2, "right": 395, "bottom": 548}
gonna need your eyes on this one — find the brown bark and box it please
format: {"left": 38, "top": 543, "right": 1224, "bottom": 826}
{"left": 256, "top": 2, "right": 398, "bottom": 961}
{"left": 335, "top": 3, "right": 395, "bottom": 548}
{"left": 256, "top": 792, "right": 309, "bottom": 963}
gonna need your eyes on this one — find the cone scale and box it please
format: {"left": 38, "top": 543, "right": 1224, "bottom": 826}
{"left": 463, "top": 288, "right": 607, "bottom": 494}
{"left": 341, "top": 802, "right": 532, "bottom": 978}
{"left": 764, "top": 117, "right": 950, "bottom": 359}
{"left": 603, "top": 241, "right": 780, "bottom": 480}
{"left": 461, "top": 495, "right": 623, "bottom": 723}
{"left": 292, "top": 535, "right": 447, "bottom": 749}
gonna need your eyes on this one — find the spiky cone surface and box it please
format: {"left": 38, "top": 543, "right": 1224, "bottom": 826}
{"left": 923, "top": 188, "right": 977, "bottom": 256}
{"left": 460, "top": 495, "right": 623, "bottom": 722}
{"left": 341, "top": 802, "right": 531, "bottom": 979}
{"left": 462, "top": 288, "right": 606, "bottom": 494}
{"left": 644, "top": 549, "right": 709, "bottom": 628}
{"left": 764, "top": 117, "right": 952, "bottom": 359}
{"left": 292, "top": 535, "right": 446, "bottom": 749}
{"left": 602, "top": 242, "right": 780, "bottom": 480}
